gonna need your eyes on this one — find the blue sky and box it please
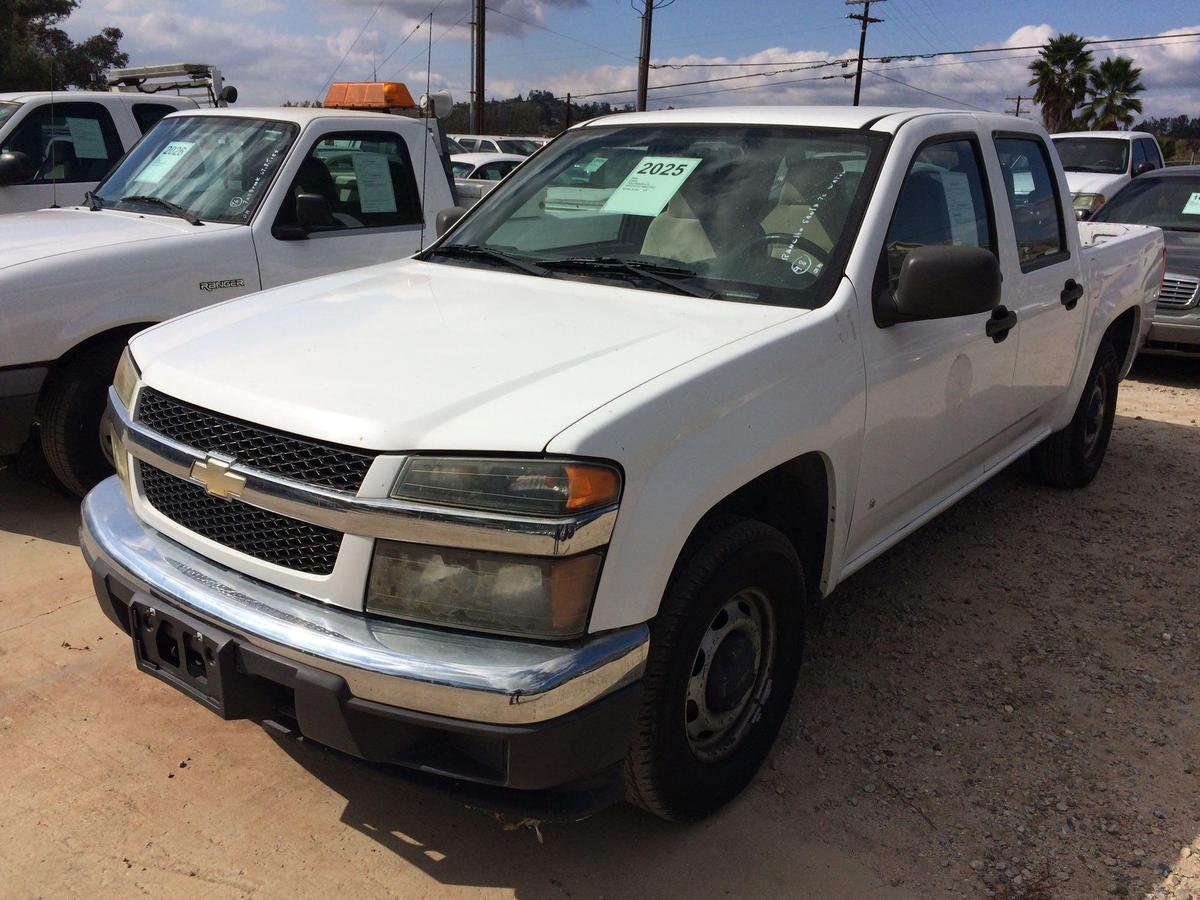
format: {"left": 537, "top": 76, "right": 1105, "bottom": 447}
{"left": 66, "top": 0, "right": 1200, "bottom": 118}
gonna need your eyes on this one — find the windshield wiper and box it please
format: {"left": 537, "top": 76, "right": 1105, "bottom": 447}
{"left": 119, "top": 195, "right": 203, "bottom": 226}
{"left": 426, "top": 244, "right": 549, "bottom": 277}
{"left": 82, "top": 190, "right": 103, "bottom": 211}
{"left": 541, "top": 257, "right": 717, "bottom": 298}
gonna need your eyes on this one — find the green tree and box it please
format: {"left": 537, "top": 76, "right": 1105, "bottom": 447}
{"left": 0, "top": 1, "right": 128, "bottom": 92}
{"left": 1079, "top": 56, "right": 1146, "bottom": 130}
{"left": 1028, "top": 33, "right": 1093, "bottom": 134}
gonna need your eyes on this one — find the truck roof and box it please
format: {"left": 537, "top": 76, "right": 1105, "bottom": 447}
{"left": 1053, "top": 131, "right": 1156, "bottom": 141}
{"left": 163, "top": 105, "right": 433, "bottom": 130}
{"left": 579, "top": 105, "right": 1046, "bottom": 135}
{"left": 0, "top": 91, "right": 196, "bottom": 106}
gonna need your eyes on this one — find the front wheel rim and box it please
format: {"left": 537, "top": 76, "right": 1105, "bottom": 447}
{"left": 1082, "top": 369, "right": 1108, "bottom": 457}
{"left": 684, "top": 587, "right": 776, "bottom": 762}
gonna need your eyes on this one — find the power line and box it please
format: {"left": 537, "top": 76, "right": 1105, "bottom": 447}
{"left": 485, "top": 5, "right": 632, "bottom": 61}
{"left": 316, "top": 0, "right": 387, "bottom": 96}
{"left": 865, "top": 68, "right": 989, "bottom": 111}
{"left": 651, "top": 30, "right": 1200, "bottom": 68}
{"left": 846, "top": 0, "right": 886, "bottom": 107}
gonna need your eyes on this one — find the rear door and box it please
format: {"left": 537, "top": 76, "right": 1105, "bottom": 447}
{"left": 991, "top": 132, "right": 1086, "bottom": 423}
{"left": 847, "top": 126, "right": 1020, "bottom": 560}
{"left": 253, "top": 121, "right": 452, "bottom": 289}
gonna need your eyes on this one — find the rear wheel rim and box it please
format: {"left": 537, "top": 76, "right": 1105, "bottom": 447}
{"left": 684, "top": 587, "right": 776, "bottom": 762}
{"left": 1082, "top": 369, "right": 1109, "bottom": 458}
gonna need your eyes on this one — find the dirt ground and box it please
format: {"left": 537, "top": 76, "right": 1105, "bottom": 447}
{"left": 1, "top": 355, "right": 1197, "bottom": 899}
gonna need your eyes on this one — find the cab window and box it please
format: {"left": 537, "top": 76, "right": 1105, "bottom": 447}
{"left": 994, "top": 137, "right": 1068, "bottom": 270}
{"left": 472, "top": 160, "right": 517, "bottom": 181}
{"left": 277, "top": 130, "right": 423, "bottom": 233}
{"left": 0, "top": 101, "right": 123, "bottom": 183}
{"left": 885, "top": 138, "right": 995, "bottom": 292}
{"left": 133, "top": 103, "right": 181, "bottom": 134}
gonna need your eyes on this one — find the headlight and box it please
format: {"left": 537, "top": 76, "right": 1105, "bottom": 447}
{"left": 113, "top": 346, "right": 141, "bottom": 411}
{"left": 367, "top": 541, "right": 602, "bottom": 639}
{"left": 391, "top": 457, "right": 621, "bottom": 515}
{"left": 1073, "top": 193, "right": 1106, "bottom": 213}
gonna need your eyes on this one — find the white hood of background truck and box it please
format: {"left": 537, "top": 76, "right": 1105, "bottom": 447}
{"left": 131, "top": 259, "right": 804, "bottom": 453}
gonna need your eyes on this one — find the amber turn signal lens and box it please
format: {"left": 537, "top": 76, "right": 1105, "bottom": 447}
{"left": 565, "top": 464, "right": 621, "bottom": 511}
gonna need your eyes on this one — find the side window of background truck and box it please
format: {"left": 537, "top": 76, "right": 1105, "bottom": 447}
{"left": 0, "top": 101, "right": 123, "bottom": 183}
{"left": 885, "top": 138, "right": 995, "bottom": 292}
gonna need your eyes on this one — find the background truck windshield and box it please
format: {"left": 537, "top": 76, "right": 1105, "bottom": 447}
{"left": 1093, "top": 175, "right": 1200, "bottom": 231}
{"left": 0, "top": 102, "right": 19, "bottom": 129}
{"left": 1052, "top": 137, "right": 1130, "bottom": 175}
{"left": 435, "top": 124, "right": 886, "bottom": 308}
{"left": 95, "top": 115, "right": 299, "bottom": 224}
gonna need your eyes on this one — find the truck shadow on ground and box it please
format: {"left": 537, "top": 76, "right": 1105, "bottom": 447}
{"left": 1128, "top": 353, "right": 1200, "bottom": 389}
{"left": 0, "top": 465, "right": 79, "bottom": 546}
{"left": 268, "top": 411, "right": 1200, "bottom": 899}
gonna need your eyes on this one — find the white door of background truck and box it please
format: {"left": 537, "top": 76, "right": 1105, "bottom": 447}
{"left": 253, "top": 120, "right": 454, "bottom": 290}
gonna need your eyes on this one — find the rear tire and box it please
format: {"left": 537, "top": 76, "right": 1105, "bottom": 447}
{"left": 624, "top": 517, "right": 805, "bottom": 821}
{"left": 39, "top": 340, "right": 123, "bottom": 498}
{"left": 1029, "top": 340, "right": 1120, "bottom": 489}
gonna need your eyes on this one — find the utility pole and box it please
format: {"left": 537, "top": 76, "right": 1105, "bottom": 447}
{"left": 471, "top": 0, "right": 486, "bottom": 133}
{"left": 635, "top": 0, "right": 675, "bottom": 112}
{"left": 1005, "top": 95, "right": 1032, "bottom": 117}
{"left": 564, "top": 92, "right": 572, "bottom": 131}
{"left": 846, "top": 0, "right": 885, "bottom": 107}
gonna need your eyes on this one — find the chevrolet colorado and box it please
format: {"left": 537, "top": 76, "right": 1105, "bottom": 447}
{"left": 81, "top": 106, "right": 1163, "bottom": 821}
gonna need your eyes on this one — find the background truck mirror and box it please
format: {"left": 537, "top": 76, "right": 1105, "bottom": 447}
{"left": 0, "top": 150, "right": 37, "bottom": 186}
{"left": 436, "top": 206, "right": 469, "bottom": 238}
{"left": 878, "top": 245, "right": 1002, "bottom": 325}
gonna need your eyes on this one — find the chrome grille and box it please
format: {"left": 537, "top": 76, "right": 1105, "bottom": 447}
{"left": 135, "top": 388, "right": 375, "bottom": 492}
{"left": 1158, "top": 275, "right": 1200, "bottom": 309}
{"left": 139, "top": 464, "right": 343, "bottom": 575}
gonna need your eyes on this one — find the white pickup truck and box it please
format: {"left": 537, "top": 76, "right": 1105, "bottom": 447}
{"left": 1051, "top": 130, "right": 1165, "bottom": 220}
{"left": 0, "top": 100, "right": 455, "bottom": 495}
{"left": 81, "top": 107, "right": 1163, "bottom": 821}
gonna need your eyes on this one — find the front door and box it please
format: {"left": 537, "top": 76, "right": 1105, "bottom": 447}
{"left": 846, "top": 135, "right": 1019, "bottom": 562}
{"left": 255, "top": 128, "right": 439, "bottom": 290}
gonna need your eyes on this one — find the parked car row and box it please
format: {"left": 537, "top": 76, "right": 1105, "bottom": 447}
{"left": 48, "top": 102, "right": 1163, "bottom": 821}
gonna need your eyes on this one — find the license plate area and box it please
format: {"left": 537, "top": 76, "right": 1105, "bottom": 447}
{"left": 131, "top": 598, "right": 239, "bottom": 718}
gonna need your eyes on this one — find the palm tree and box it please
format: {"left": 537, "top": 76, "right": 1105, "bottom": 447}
{"left": 1028, "top": 34, "right": 1092, "bottom": 133}
{"left": 1079, "top": 56, "right": 1146, "bottom": 130}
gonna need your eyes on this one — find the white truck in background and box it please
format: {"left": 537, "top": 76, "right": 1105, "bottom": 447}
{"left": 83, "top": 107, "right": 1163, "bottom": 821}
{"left": 0, "top": 64, "right": 237, "bottom": 215}
{"left": 0, "top": 83, "right": 456, "bottom": 495}
{"left": 1051, "top": 130, "right": 1165, "bottom": 220}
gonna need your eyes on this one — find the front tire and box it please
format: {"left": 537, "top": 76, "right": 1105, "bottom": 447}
{"left": 624, "top": 518, "right": 805, "bottom": 821}
{"left": 39, "top": 340, "right": 123, "bottom": 497}
{"left": 1029, "top": 340, "right": 1120, "bottom": 489}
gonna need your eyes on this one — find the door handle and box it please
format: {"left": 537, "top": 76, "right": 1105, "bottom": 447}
{"left": 986, "top": 306, "right": 1018, "bottom": 343}
{"left": 1061, "top": 278, "right": 1084, "bottom": 310}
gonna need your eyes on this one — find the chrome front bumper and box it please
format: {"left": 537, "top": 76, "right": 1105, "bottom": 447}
{"left": 80, "top": 476, "right": 649, "bottom": 726}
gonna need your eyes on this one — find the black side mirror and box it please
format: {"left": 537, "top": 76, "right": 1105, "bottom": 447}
{"left": 218, "top": 85, "right": 238, "bottom": 105}
{"left": 273, "top": 192, "right": 333, "bottom": 241}
{"left": 436, "top": 206, "right": 469, "bottom": 238}
{"left": 0, "top": 150, "right": 37, "bottom": 186}
{"left": 1132, "top": 161, "right": 1155, "bottom": 177}
{"left": 877, "top": 245, "right": 1002, "bottom": 325}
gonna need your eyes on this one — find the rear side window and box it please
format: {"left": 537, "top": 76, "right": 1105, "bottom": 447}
{"left": 132, "top": 103, "right": 181, "bottom": 134}
{"left": 472, "top": 160, "right": 517, "bottom": 180}
{"left": 278, "top": 130, "right": 423, "bottom": 233}
{"left": 994, "top": 137, "right": 1068, "bottom": 271}
{"left": 885, "top": 138, "right": 995, "bottom": 291}
{"left": 0, "top": 101, "right": 123, "bottom": 183}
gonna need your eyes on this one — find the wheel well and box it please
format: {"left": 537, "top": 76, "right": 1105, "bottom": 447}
{"left": 38, "top": 323, "right": 155, "bottom": 410}
{"left": 1103, "top": 307, "right": 1138, "bottom": 376}
{"left": 699, "top": 453, "right": 831, "bottom": 600}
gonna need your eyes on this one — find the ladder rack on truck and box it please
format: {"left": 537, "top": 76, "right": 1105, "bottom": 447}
{"left": 106, "top": 63, "right": 237, "bottom": 108}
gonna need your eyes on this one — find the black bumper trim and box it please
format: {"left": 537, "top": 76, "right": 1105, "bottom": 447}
{"left": 89, "top": 556, "right": 640, "bottom": 815}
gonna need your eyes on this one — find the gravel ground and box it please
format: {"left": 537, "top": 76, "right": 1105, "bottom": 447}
{"left": 0, "top": 354, "right": 1196, "bottom": 899}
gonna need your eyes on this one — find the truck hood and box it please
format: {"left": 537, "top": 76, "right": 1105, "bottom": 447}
{"left": 1163, "top": 229, "right": 1200, "bottom": 275}
{"left": 131, "top": 259, "right": 804, "bottom": 453}
{"left": 1064, "top": 171, "right": 1127, "bottom": 198}
{"left": 0, "top": 207, "right": 221, "bottom": 271}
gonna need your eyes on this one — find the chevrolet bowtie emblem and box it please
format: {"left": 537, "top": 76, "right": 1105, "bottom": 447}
{"left": 189, "top": 457, "right": 246, "bottom": 500}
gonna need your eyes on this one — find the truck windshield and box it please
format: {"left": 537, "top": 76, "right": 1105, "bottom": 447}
{"left": 1093, "top": 175, "right": 1200, "bottom": 232}
{"left": 1052, "top": 137, "right": 1130, "bottom": 175}
{"left": 497, "top": 138, "right": 540, "bottom": 155}
{"left": 429, "top": 124, "right": 887, "bottom": 308}
{"left": 0, "top": 101, "right": 19, "bottom": 129}
{"left": 95, "top": 115, "right": 299, "bottom": 224}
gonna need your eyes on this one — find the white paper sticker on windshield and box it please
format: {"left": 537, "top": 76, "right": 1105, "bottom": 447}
{"left": 65, "top": 117, "right": 107, "bottom": 159}
{"left": 1182, "top": 192, "right": 1200, "bottom": 215}
{"left": 137, "top": 141, "right": 195, "bottom": 183}
{"left": 583, "top": 156, "right": 608, "bottom": 174}
{"left": 940, "top": 171, "right": 981, "bottom": 246}
{"left": 352, "top": 152, "right": 397, "bottom": 214}
{"left": 600, "top": 156, "right": 701, "bottom": 217}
